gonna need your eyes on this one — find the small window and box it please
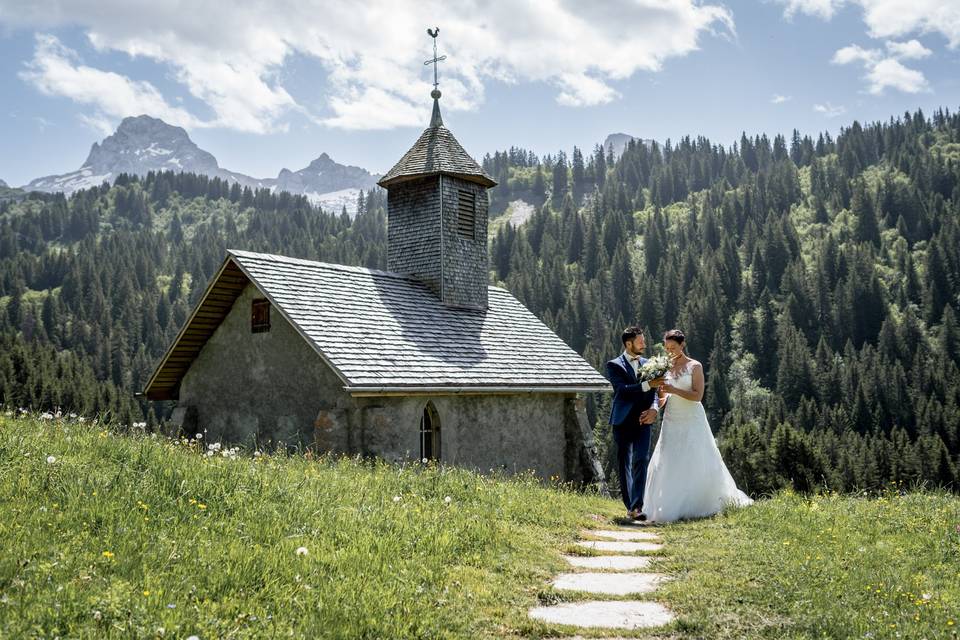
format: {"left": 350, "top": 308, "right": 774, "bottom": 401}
{"left": 457, "top": 189, "right": 476, "bottom": 239}
{"left": 251, "top": 298, "right": 270, "bottom": 333}
{"left": 420, "top": 402, "right": 440, "bottom": 461}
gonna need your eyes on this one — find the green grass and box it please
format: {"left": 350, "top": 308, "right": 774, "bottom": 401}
{"left": 654, "top": 490, "right": 960, "bottom": 639}
{"left": 0, "top": 414, "right": 615, "bottom": 639}
{"left": 2, "top": 415, "right": 959, "bottom": 639}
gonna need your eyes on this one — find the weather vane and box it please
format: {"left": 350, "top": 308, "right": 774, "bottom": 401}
{"left": 424, "top": 27, "right": 446, "bottom": 97}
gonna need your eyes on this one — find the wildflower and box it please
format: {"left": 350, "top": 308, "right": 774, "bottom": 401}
{"left": 197, "top": 504, "right": 207, "bottom": 510}
{"left": 422, "top": 457, "right": 428, "bottom": 463}
{"left": 40, "top": 412, "right": 53, "bottom": 420}
{"left": 167, "top": 604, "right": 176, "bottom": 609}
{"left": 157, "top": 628, "right": 165, "bottom": 636}
{"left": 444, "top": 496, "right": 452, "bottom": 504}
{"left": 187, "top": 636, "right": 200, "bottom": 640}
{"left": 393, "top": 496, "right": 401, "bottom": 503}
{"left": 46, "top": 455, "right": 56, "bottom": 464}
{"left": 295, "top": 546, "right": 309, "bottom": 556}
{"left": 93, "top": 610, "right": 102, "bottom": 621}
{"left": 101, "top": 551, "right": 114, "bottom": 559}
{"left": 143, "top": 590, "right": 150, "bottom": 596}
{"left": 195, "top": 433, "right": 202, "bottom": 440}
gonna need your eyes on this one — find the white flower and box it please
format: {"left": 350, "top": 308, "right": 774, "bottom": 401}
{"left": 195, "top": 433, "right": 202, "bottom": 440}
{"left": 392, "top": 496, "right": 402, "bottom": 503}
{"left": 77, "top": 417, "right": 85, "bottom": 423}
{"left": 186, "top": 636, "right": 200, "bottom": 640}
{"left": 922, "top": 593, "right": 932, "bottom": 600}
{"left": 444, "top": 496, "right": 452, "bottom": 504}
{"left": 156, "top": 627, "right": 165, "bottom": 636}
{"left": 40, "top": 412, "right": 54, "bottom": 420}
{"left": 46, "top": 455, "right": 56, "bottom": 464}
{"left": 421, "top": 458, "right": 428, "bottom": 463}
{"left": 167, "top": 603, "right": 176, "bottom": 609}
{"left": 92, "top": 610, "right": 102, "bottom": 621}
{"left": 295, "top": 546, "right": 309, "bottom": 556}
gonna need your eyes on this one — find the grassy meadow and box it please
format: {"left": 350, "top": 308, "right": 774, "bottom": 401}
{"left": 1, "top": 413, "right": 959, "bottom": 639}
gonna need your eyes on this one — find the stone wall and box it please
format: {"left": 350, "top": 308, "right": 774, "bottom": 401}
{"left": 178, "top": 283, "right": 350, "bottom": 449}
{"left": 354, "top": 393, "right": 568, "bottom": 478}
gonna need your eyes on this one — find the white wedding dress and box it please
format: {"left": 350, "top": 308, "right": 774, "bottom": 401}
{"left": 643, "top": 365, "right": 753, "bottom": 522}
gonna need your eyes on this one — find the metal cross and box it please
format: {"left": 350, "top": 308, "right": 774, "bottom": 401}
{"left": 424, "top": 27, "right": 446, "bottom": 91}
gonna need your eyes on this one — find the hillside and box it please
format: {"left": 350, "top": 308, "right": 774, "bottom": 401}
{"left": 1, "top": 107, "right": 959, "bottom": 494}
{"left": 2, "top": 414, "right": 958, "bottom": 638}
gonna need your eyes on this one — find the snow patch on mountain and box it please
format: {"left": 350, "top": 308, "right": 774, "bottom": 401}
{"left": 22, "top": 115, "right": 381, "bottom": 213}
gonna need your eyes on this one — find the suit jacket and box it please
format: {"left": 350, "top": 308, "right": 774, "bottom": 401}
{"left": 606, "top": 353, "right": 659, "bottom": 427}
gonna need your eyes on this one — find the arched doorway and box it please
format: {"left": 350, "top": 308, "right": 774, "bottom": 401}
{"left": 419, "top": 402, "right": 440, "bottom": 461}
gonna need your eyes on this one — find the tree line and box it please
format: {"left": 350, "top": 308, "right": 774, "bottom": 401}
{"left": 1, "top": 106, "right": 959, "bottom": 494}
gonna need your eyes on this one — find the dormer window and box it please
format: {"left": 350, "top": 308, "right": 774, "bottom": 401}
{"left": 251, "top": 298, "right": 270, "bottom": 333}
{"left": 457, "top": 189, "right": 476, "bottom": 239}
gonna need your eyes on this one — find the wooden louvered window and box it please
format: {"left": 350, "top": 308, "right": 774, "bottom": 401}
{"left": 457, "top": 189, "right": 476, "bottom": 239}
{"left": 251, "top": 298, "right": 270, "bottom": 333}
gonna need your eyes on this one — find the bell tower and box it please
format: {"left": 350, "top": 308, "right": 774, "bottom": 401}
{"left": 377, "top": 28, "right": 497, "bottom": 310}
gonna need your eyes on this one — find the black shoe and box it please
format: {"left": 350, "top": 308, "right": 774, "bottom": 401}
{"left": 633, "top": 511, "right": 647, "bottom": 521}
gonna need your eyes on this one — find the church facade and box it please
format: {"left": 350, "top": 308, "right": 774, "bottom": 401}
{"left": 144, "top": 90, "right": 609, "bottom": 483}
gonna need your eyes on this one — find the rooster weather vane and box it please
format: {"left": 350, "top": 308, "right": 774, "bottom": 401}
{"left": 424, "top": 27, "right": 446, "bottom": 99}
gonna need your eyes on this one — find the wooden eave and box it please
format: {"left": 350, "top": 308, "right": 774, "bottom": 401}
{"left": 142, "top": 258, "right": 250, "bottom": 400}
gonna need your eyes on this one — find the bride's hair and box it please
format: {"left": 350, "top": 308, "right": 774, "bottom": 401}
{"left": 663, "top": 329, "right": 686, "bottom": 345}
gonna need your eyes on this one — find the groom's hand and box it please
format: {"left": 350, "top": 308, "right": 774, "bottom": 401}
{"left": 639, "top": 409, "right": 657, "bottom": 424}
{"left": 648, "top": 377, "right": 665, "bottom": 388}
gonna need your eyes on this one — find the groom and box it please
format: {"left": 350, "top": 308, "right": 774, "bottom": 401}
{"left": 606, "top": 326, "right": 661, "bottom": 521}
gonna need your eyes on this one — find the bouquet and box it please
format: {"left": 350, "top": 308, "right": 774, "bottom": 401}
{"left": 637, "top": 354, "right": 670, "bottom": 382}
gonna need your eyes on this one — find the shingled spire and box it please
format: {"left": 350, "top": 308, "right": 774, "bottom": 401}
{"left": 378, "top": 28, "right": 497, "bottom": 310}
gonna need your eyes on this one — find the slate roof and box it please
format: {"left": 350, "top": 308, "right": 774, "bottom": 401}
{"left": 146, "top": 250, "right": 609, "bottom": 395}
{"left": 378, "top": 118, "right": 496, "bottom": 189}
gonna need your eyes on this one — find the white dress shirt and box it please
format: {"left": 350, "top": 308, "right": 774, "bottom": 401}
{"left": 622, "top": 351, "right": 652, "bottom": 393}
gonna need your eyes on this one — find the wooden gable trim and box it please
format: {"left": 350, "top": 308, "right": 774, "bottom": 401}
{"left": 143, "top": 257, "right": 250, "bottom": 400}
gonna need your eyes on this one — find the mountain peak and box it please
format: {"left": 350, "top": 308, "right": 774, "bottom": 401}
{"left": 23, "top": 115, "right": 381, "bottom": 216}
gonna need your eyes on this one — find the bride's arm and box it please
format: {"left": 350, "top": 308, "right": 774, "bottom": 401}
{"left": 661, "top": 363, "right": 705, "bottom": 402}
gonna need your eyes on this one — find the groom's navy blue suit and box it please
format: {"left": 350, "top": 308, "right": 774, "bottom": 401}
{"left": 607, "top": 354, "right": 659, "bottom": 513}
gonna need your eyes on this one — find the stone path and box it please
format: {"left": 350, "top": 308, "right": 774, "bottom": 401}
{"left": 528, "top": 521, "right": 676, "bottom": 633}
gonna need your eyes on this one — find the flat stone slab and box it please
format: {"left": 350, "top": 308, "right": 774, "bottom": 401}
{"left": 575, "top": 540, "right": 663, "bottom": 553}
{"left": 552, "top": 572, "right": 667, "bottom": 595}
{"left": 583, "top": 529, "right": 661, "bottom": 542}
{"left": 529, "top": 600, "right": 674, "bottom": 629}
{"left": 562, "top": 554, "right": 654, "bottom": 570}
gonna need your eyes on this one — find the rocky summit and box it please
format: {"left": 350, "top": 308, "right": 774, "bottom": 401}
{"left": 22, "top": 115, "right": 380, "bottom": 216}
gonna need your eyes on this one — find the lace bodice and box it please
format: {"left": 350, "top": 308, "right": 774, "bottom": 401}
{"left": 666, "top": 366, "right": 696, "bottom": 392}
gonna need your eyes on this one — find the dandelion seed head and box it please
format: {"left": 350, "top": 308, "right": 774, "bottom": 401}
{"left": 46, "top": 455, "right": 56, "bottom": 464}
{"left": 393, "top": 496, "right": 401, "bottom": 503}
{"left": 444, "top": 496, "right": 452, "bottom": 504}
{"left": 295, "top": 546, "right": 309, "bottom": 556}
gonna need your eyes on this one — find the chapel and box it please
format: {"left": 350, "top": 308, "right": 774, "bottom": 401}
{"left": 143, "top": 62, "right": 608, "bottom": 482}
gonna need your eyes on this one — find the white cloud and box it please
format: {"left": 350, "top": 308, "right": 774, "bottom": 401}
{"left": 773, "top": 0, "right": 960, "bottom": 48}
{"left": 2, "top": 0, "right": 734, "bottom": 132}
{"left": 831, "top": 44, "right": 880, "bottom": 65}
{"left": 831, "top": 39, "right": 931, "bottom": 94}
{"left": 814, "top": 102, "right": 847, "bottom": 117}
{"left": 777, "top": 0, "right": 842, "bottom": 20}
{"left": 866, "top": 57, "right": 930, "bottom": 93}
{"left": 19, "top": 35, "right": 207, "bottom": 132}
{"left": 885, "top": 39, "right": 932, "bottom": 59}
{"left": 771, "top": 94, "right": 792, "bottom": 104}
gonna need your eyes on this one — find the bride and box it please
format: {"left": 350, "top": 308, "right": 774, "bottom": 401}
{"left": 644, "top": 329, "right": 752, "bottom": 522}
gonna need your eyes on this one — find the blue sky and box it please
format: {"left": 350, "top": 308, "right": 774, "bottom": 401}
{"left": 1, "top": 0, "right": 959, "bottom": 186}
